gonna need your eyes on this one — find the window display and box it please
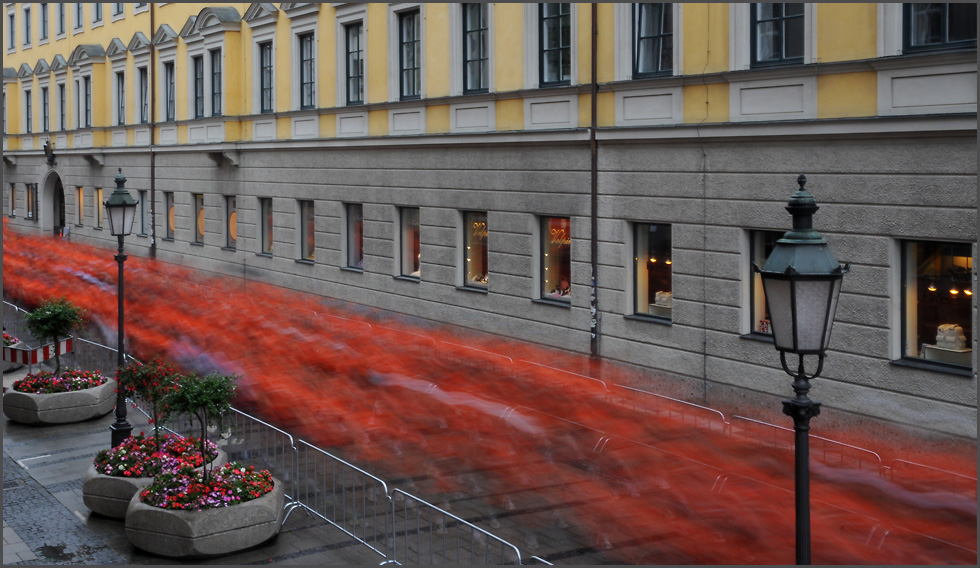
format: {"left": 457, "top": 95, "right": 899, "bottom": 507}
{"left": 346, "top": 203, "right": 363, "bottom": 269}
{"left": 635, "top": 223, "right": 671, "bottom": 318}
{"left": 750, "top": 230, "right": 781, "bottom": 334}
{"left": 401, "top": 207, "right": 420, "bottom": 278}
{"left": 903, "top": 241, "right": 973, "bottom": 367}
{"left": 300, "top": 200, "right": 315, "bottom": 261}
{"left": 542, "top": 216, "right": 571, "bottom": 301}
{"left": 193, "top": 193, "right": 204, "bottom": 244}
{"left": 260, "top": 198, "right": 273, "bottom": 254}
{"left": 464, "top": 211, "right": 488, "bottom": 287}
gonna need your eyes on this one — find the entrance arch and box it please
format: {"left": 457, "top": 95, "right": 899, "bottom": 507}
{"left": 40, "top": 170, "right": 66, "bottom": 236}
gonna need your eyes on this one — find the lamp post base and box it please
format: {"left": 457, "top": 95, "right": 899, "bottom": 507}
{"left": 783, "top": 397, "right": 821, "bottom": 565}
{"left": 110, "top": 421, "right": 133, "bottom": 448}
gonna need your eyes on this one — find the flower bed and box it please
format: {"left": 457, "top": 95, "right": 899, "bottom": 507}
{"left": 3, "top": 332, "right": 19, "bottom": 347}
{"left": 139, "top": 462, "right": 275, "bottom": 510}
{"left": 2, "top": 370, "right": 115, "bottom": 424}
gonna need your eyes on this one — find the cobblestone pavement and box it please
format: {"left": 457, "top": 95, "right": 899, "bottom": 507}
{"left": 3, "top": 367, "right": 380, "bottom": 566}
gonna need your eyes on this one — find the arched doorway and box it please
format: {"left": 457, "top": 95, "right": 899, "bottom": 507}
{"left": 39, "top": 170, "right": 66, "bottom": 236}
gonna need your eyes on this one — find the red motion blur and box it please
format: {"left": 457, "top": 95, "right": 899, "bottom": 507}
{"left": 4, "top": 219, "right": 976, "bottom": 564}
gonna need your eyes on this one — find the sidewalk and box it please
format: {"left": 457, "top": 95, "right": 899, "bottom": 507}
{"left": 3, "top": 366, "right": 381, "bottom": 566}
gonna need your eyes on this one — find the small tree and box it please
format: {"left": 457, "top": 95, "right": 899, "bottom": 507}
{"left": 25, "top": 297, "right": 85, "bottom": 376}
{"left": 164, "top": 372, "right": 237, "bottom": 482}
{"left": 118, "top": 357, "right": 181, "bottom": 446}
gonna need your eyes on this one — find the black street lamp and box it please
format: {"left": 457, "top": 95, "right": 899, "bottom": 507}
{"left": 754, "top": 174, "right": 848, "bottom": 565}
{"left": 104, "top": 168, "right": 139, "bottom": 448}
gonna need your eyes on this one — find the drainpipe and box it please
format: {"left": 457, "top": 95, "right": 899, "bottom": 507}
{"left": 589, "top": 2, "right": 600, "bottom": 360}
{"left": 149, "top": 3, "right": 157, "bottom": 259}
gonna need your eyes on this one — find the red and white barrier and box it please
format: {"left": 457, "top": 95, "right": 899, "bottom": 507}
{"left": 2, "top": 338, "right": 73, "bottom": 364}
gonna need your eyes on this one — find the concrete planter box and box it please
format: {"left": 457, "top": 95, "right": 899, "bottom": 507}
{"left": 82, "top": 449, "right": 228, "bottom": 519}
{"left": 125, "top": 475, "right": 285, "bottom": 558}
{"left": 2, "top": 378, "right": 116, "bottom": 424}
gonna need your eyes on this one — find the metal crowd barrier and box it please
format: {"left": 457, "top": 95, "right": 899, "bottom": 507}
{"left": 612, "top": 384, "right": 730, "bottom": 435}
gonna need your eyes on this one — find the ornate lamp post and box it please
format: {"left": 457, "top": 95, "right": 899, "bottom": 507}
{"left": 754, "top": 174, "right": 848, "bottom": 565}
{"left": 104, "top": 168, "right": 139, "bottom": 448}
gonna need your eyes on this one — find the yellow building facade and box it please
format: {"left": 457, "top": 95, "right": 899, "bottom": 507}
{"left": 3, "top": 3, "right": 978, "bottom": 439}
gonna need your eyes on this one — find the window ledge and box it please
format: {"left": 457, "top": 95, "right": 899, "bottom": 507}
{"left": 532, "top": 298, "right": 571, "bottom": 309}
{"left": 220, "top": 246, "right": 236, "bottom": 252}
{"left": 255, "top": 252, "right": 273, "bottom": 258}
{"left": 624, "top": 313, "right": 672, "bottom": 326}
{"left": 394, "top": 275, "right": 420, "bottom": 283}
{"left": 295, "top": 258, "right": 315, "bottom": 265}
{"left": 340, "top": 266, "right": 364, "bottom": 274}
{"left": 190, "top": 241, "right": 204, "bottom": 247}
{"left": 162, "top": 237, "right": 175, "bottom": 242}
{"left": 456, "top": 285, "right": 488, "bottom": 295}
{"left": 740, "top": 332, "right": 775, "bottom": 344}
{"left": 890, "top": 357, "right": 973, "bottom": 378}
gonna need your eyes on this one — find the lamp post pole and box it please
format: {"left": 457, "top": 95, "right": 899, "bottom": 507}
{"left": 105, "top": 168, "right": 138, "bottom": 448}
{"left": 782, "top": 353, "right": 822, "bottom": 565}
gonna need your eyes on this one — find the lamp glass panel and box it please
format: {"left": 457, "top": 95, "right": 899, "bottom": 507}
{"left": 122, "top": 203, "right": 137, "bottom": 235}
{"left": 793, "top": 279, "right": 834, "bottom": 352}
{"left": 762, "top": 277, "right": 794, "bottom": 351}
{"left": 822, "top": 277, "right": 843, "bottom": 350}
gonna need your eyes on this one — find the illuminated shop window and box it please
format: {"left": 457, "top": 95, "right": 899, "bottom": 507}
{"left": 346, "top": 203, "right": 364, "bottom": 269}
{"left": 634, "top": 223, "right": 672, "bottom": 319}
{"left": 299, "top": 200, "right": 315, "bottom": 261}
{"left": 902, "top": 241, "right": 973, "bottom": 368}
{"left": 164, "top": 192, "right": 175, "bottom": 240}
{"left": 225, "top": 196, "right": 236, "bottom": 249}
{"left": 95, "top": 187, "right": 103, "bottom": 227}
{"left": 260, "top": 198, "right": 273, "bottom": 254}
{"left": 542, "top": 216, "right": 571, "bottom": 301}
{"left": 400, "top": 207, "right": 421, "bottom": 278}
{"left": 76, "top": 187, "right": 83, "bottom": 225}
{"left": 464, "top": 211, "right": 488, "bottom": 288}
{"left": 193, "top": 193, "right": 205, "bottom": 244}
{"left": 750, "top": 230, "right": 782, "bottom": 334}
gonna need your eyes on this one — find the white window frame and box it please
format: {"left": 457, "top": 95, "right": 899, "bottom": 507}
{"left": 38, "top": 3, "right": 49, "bottom": 45}
{"left": 107, "top": 40, "right": 128, "bottom": 126}
{"left": 23, "top": 87, "right": 32, "bottom": 134}
{"left": 56, "top": 4, "right": 66, "bottom": 39}
{"left": 614, "top": 3, "right": 683, "bottom": 81}
{"left": 388, "top": 3, "right": 426, "bottom": 101}
{"left": 91, "top": 3, "right": 103, "bottom": 28}
{"left": 449, "top": 3, "right": 496, "bottom": 96}
{"left": 155, "top": 27, "right": 178, "bottom": 123}
{"left": 128, "top": 32, "right": 152, "bottom": 127}
{"left": 36, "top": 71, "right": 51, "bottom": 133}
{"left": 335, "top": 3, "right": 369, "bottom": 107}
{"left": 246, "top": 2, "right": 278, "bottom": 115}
{"left": 134, "top": 4, "right": 150, "bottom": 16}
{"left": 73, "top": 3, "right": 84, "bottom": 33}
{"left": 730, "top": 3, "right": 816, "bottom": 71}
{"left": 284, "top": 4, "right": 320, "bottom": 111}
{"left": 111, "top": 3, "right": 125, "bottom": 22}
{"left": 524, "top": 3, "right": 579, "bottom": 89}
{"left": 22, "top": 5, "right": 31, "bottom": 48}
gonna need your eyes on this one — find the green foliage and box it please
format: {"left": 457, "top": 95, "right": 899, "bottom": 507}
{"left": 25, "top": 297, "right": 85, "bottom": 375}
{"left": 118, "top": 357, "right": 182, "bottom": 444}
{"left": 164, "top": 372, "right": 237, "bottom": 482}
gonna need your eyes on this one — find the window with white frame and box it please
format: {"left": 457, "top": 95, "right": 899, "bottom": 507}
{"left": 463, "top": 211, "right": 489, "bottom": 288}
{"left": 751, "top": 3, "right": 804, "bottom": 67}
{"left": 192, "top": 55, "right": 204, "bottom": 118}
{"left": 225, "top": 196, "right": 236, "bottom": 249}
{"left": 24, "top": 89, "right": 32, "bottom": 133}
{"left": 462, "top": 3, "right": 489, "bottom": 94}
{"left": 345, "top": 203, "right": 364, "bottom": 269}
{"left": 22, "top": 5, "right": 31, "bottom": 47}
{"left": 748, "top": 230, "right": 781, "bottom": 335}
{"left": 6, "top": 10, "right": 14, "bottom": 51}
{"left": 256, "top": 41, "right": 273, "bottom": 112}
{"left": 57, "top": 4, "right": 66, "bottom": 36}
{"left": 138, "top": 190, "right": 148, "bottom": 235}
{"left": 399, "top": 9, "right": 422, "bottom": 100}
{"left": 633, "top": 3, "right": 673, "bottom": 77}
{"left": 298, "top": 32, "right": 316, "bottom": 109}
{"left": 164, "top": 192, "right": 175, "bottom": 239}
{"left": 542, "top": 217, "right": 571, "bottom": 301}
{"left": 284, "top": 3, "right": 319, "bottom": 111}
{"left": 92, "top": 3, "right": 103, "bottom": 25}
{"left": 335, "top": 3, "right": 367, "bottom": 107}
{"left": 74, "top": 4, "right": 84, "bottom": 31}
{"left": 399, "top": 207, "right": 421, "bottom": 278}
{"left": 39, "top": 4, "right": 48, "bottom": 42}
{"left": 345, "top": 22, "right": 364, "bottom": 105}
{"left": 112, "top": 3, "right": 124, "bottom": 18}
{"left": 115, "top": 71, "right": 125, "bottom": 125}
{"left": 634, "top": 223, "right": 672, "bottom": 318}
{"left": 210, "top": 49, "right": 222, "bottom": 117}
{"left": 76, "top": 186, "right": 84, "bottom": 225}
{"left": 138, "top": 67, "right": 148, "bottom": 123}
{"left": 82, "top": 76, "right": 91, "bottom": 127}
{"left": 260, "top": 197, "right": 274, "bottom": 254}
{"left": 901, "top": 240, "right": 973, "bottom": 369}
{"left": 193, "top": 193, "right": 205, "bottom": 244}
{"left": 57, "top": 83, "right": 66, "bottom": 131}
{"left": 299, "top": 200, "right": 315, "bottom": 261}
{"left": 540, "top": 3, "right": 571, "bottom": 86}
{"left": 41, "top": 86, "right": 49, "bottom": 132}
{"left": 904, "top": 3, "right": 977, "bottom": 53}
{"left": 246, "top": 2, "right": 278, "bottom": 115}
{"left": 164, "top": 61, "right": 175, "bottom": 121}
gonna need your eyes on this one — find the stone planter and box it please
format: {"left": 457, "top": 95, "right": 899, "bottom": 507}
{"left": 2, "top": 378, "right": 116, "bottom": 424}
{"left": 125, "top": 475, "right": 285, "bottom": 558}
{"left": 82, "top": 449, "right": 228, "bottom": 519}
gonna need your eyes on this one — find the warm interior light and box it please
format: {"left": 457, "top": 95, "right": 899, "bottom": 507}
{"left": 650, "top": 258, "right": 657, "bottom": 263}
{"left": 927, "top": 281, "right": 937, "bottom": 292}
{"left": 949, "top": 287, "right": 959, "bottom": 295}
{"left": 665, "top": 259, "right": 672, "bottom": 265}
{"left": 964, "top": 289, "right": 973, "bottom": 296}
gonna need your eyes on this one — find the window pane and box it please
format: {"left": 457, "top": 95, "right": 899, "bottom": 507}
{"left": 543, "top": 217, "right": 571, "bottom": 300}
{"left": 751, "top": 231, "right": 781, "bottom": 333}
{"left": 464, "top": 211, "right": 488, "bottom": 287}
{"left": 301, "top": 201, "right": 315, "bottom": 260}
{"left": 401, "top": 208, "right": 421, "bottom": 277}
{"left": 347, "top": 204, "right": 363, "bottom": 268}
{"left": 783, "top": 14, "right": 804, "bottom": 58}
{"left": 165, "top": 192, "right": 175, "bottom": 239}
{"left": 194, "top": 194, "right": 204, "bottom": 243}
{"left": 261, "top": 198, "right": 274, "bottom": 254}
{"left": 947, "top": 3, "right": 977, "bottom": 42}
{"left": 910, "top": 3, "right": 943, "bottom": 46}
{"left": 903, "top": 241, "right": 973, "bottom": 366}
{"left": 226, "top": 196, "right": 236, "bottom": 248}
{"left": 635, "top": 223, "right": 672, "bottom": 317}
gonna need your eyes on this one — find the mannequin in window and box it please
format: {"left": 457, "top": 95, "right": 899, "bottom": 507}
{"left": 552, "top": 275, "right": 570, "bottom": 297}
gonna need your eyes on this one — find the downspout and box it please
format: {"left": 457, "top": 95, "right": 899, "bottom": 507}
{"left": 589, "top": 2, "right": 599, "bottom": 360}
{"left": 148, "top": 3, "right": 157, "bottom": 259}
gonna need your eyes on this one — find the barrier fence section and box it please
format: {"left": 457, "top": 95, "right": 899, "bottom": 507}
{"left": 295, "top": 440, "right": 393, "bottom": 562}
{"left": 390, "top": 489, "right": 524, "bottom": 565}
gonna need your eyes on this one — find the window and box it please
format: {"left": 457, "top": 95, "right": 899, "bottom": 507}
{"left": 259, "top": 42, "right": 273, "bottom": 113}
{"left": 7, "top": 12, "right": 14, "bottom": 50}
{"left": 24, "top": 89, "right": 32, "bottom": 133}
{"left": 400, "top": 207, "right": 421, "bottom": 277}
{"left": 83, "top": 76, "right": 92, "bottom": 127}
{"left": 345, "top": 203, "right": 363, "bottom": 269}
{"left": 27, "top": 184, "right": 38, "bottom": 221}
{"left": 463, "top": 211, "right": 489, "bottom": 288}
{"left": 260, "top": 198, "right": 273, "bottom": 254}
{"left": 138, "top": 190, "right": 148, "bottom": 235}
{"left": 463, "top": 3, "right": 489, "bottom": 93}
{"left": 164, "top": 192, "right": 175, "bottom": 239}
{"left": 224, "top": 196, "right": 236, "bottom": 249}
{"left": 164, "top": 61, "right": 175, "bottom": 121}
{"left": 540, "top": 3, "right": 571, "bottom": 86}
{"left": 57, "top": 4, "right": 66, "bottom": 36}
{"left": 299, "top": 200, "right": 315, "bottom": 261}
{"left": 399, "top": 10, "right": 422, "bottom": 100}
{"left": 76, "top": 187, "right": 84, "bottom": 225}
{"left": 633, "top": 3, "right": 672, "bottom": 77}
{"left": 210, "top": 49, "right": 222, "bottom": 117}
{"left": 138, "top": 67, "right": 148, "bottom": 123}
{"left": 345, "top": 23, "right": 364, "bottom": 105}
{"left": 749, "top": 230, "right": 782, "bottom": 334}
{"left": 192, "top": 55, "right": 204, "bottom": 118}
{"left": 74, "top": 4, "right": 83, "bottom": 30}
{"left": 542, "top": 217, "right": 571, "bottom": 301}
{"left": 902, "top": 241, "right": 973, "bottom": 368}
{"left": 23, "top": 6, "right": 30, "bottom": 46}
{"left": 112, "top": 3, "right": 124, "bottom": 17}
{"left": 298, "top": 32, "right": 316, "bottom": 109}
{"left": 9, "top": 183, "right": 15, "bottom": 217}
{"left": 904, "top": 3, "right": 977, "bottom": 53}
{"left": 751, "top": 3, "right": 804, "bottom": 67}
{"left": 39, "top": 4, "right": 48, "bottom": 41}
{"left": 95, "top": 188, "right": 104, "bottom": 228}
{"left": 58, "top": 83, "right": 66, "bottom": 130}
{"left": 41, "top": 87, "right": 49, "bottom": 132}
{"left": 634, "top": 223, "right": 672, "bottom": 319}
{"left": 193, "top": 193, "right": 205, "bottom": 244}
{"left": 92, "top": 3, "right": 103, "bottom": 24}
{"left": 116, "top": 71, "right": 125, "bottom": 125}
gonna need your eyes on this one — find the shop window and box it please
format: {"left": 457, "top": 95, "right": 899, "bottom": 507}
{"left": 634, "top": 223, "right": 672, "bottom": 319}
{"left": 902, "top": 241, "right": 973, "bottom": 368}
{"left": 225, "top": 196, "right": 236, "bottom": 249}
{"left": 751, "top": 3, "right": 804, "bottom": 67}
{"left": 260, "top": 197, "right": 273, "bottom": 254}
{"left": 400, "top": 207, "right": 421, "bottom": 278}
{"left": 542, "top": 216, "right": 571, "bottom": 301}
{"left": 633, "top": 3, "right": 673, "bottom": 77}
{"left": 346, "top": 203, "right": 364, "bottom": 269}
{"left": 95, "top": 188, "right": 103, "bottom": 227}
{"left": 345, "top": 23, "right": 364, "bottom": 105}
{"left": 27, "top": 184, "right": 39, "bottom": 222}
{"left": 164, "top": 192, "right": 175, "bottom": 240}
{"left": 193, "top": 193, "right": 204, "bottom": 244}
{"left": 299, "top": 200, "right": 315, "bottom": 261}
{"left": 540, "top": 3, "right": 571, "bottom": 86}
{"left": 399, "top": 10, "right": 422, "bottom": 100}
{"left": 9, "top": 183, "right": 17, "bottom": 217}
{"left": 904, "top": 3, "right": 977, "bottom": 53}
{"left": 463, "top": 211, "right": 489, "bottom": 288}
{"left": 463, "top": 3, "right": 489, "bottom": 93}
{"left": 749, "top": 230, "right": 782, "bottom": 334}
{"left": 138, "top": 190, "right": 148, "bottom": 235}
{"left": 76, "top": 186, "right": 83, "bottom": 225}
